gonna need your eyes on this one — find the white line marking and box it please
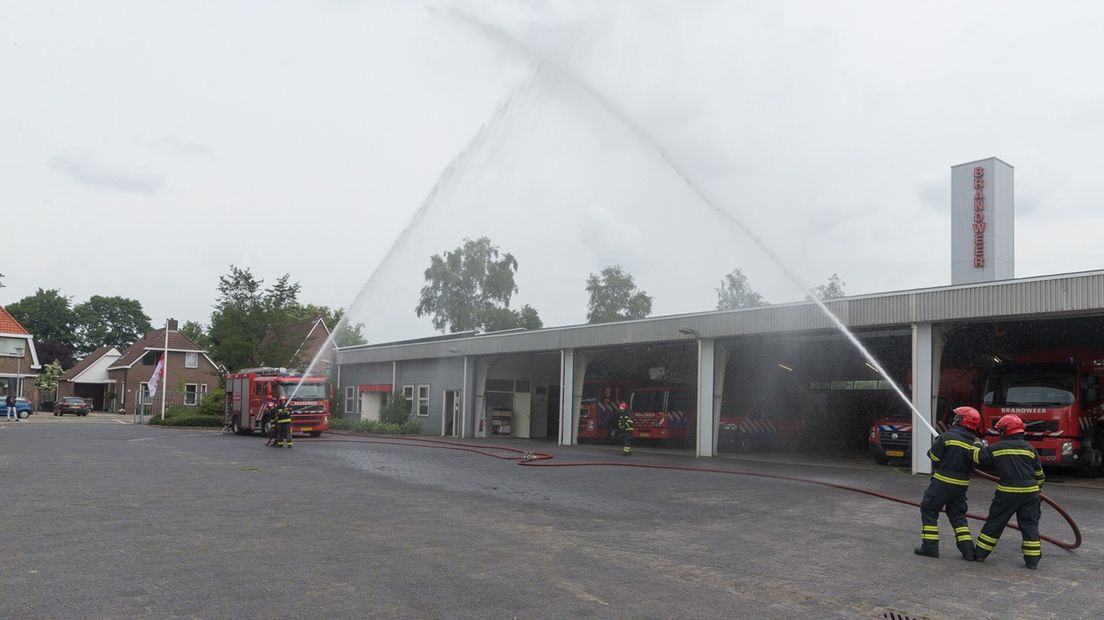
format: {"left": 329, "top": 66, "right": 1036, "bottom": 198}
{"left": 115, "top": 419, "right": 128, "bottom": 424}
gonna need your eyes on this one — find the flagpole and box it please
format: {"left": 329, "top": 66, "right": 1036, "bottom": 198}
{"left": 160, "top": 319, "right": 169, "bottom": 420}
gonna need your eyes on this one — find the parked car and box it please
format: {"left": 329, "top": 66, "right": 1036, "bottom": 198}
{"left": 14, "top": 397, "right": 33, "bottom": 419}
{"left": 54, "top": 397, "right": 90, "bottom": 417}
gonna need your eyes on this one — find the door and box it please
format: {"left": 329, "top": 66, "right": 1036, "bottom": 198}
{"left": 530, "top": 386, "right": 548, "bottom": 438}
{"left": 442, "top": 390, "right": 460, "bottom": 437}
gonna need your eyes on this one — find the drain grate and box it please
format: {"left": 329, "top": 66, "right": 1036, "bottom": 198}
{"left": 883, "top": 612, "right": 915, "bottom": 620}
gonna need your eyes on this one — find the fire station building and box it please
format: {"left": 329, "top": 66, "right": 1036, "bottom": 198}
{"left": 335, "top": 158, "right": 1104, "bottom": 475}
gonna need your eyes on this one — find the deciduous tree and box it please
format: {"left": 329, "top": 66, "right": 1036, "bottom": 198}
{"left": 585, "top": 266, "right": 653, "bottom": 324}
{"left": 716, "top": 268, "right": 769, "bottom": 310}
{"left": 5, "top": 289, "right": 79, "bottom": 348}
{"left": 812, "top": 273, "right": 847, "bottom": 300}
{"left": 74, "top": 295, "right": 151, "bottom": 355}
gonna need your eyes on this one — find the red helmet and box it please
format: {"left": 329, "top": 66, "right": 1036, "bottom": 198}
{"left": 618, "top": 402, "right": 628, "bottom": 411}
{"left": 952, "top": 406, "right": 982, "bottom": 434}
{"left": 995, "top": 414, "right": 1025, "bottom": 437}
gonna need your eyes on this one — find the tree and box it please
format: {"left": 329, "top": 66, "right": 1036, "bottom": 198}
{"left": 716, "top": 269, "right": 769, "bottom": 310}
{"left": 379, "top": 392, "right": 411, "bottom": 425}
{"left": 73, "top": 295, "right": 151, "bottom": 355}
{"left": 481, "top": 304, "right": 544, "bottom": 333}
{"left": 416, "top": 237, "right": 539, "bottom": 333}
{"left": 35, "top": 340, "right": 76, "bottom": 370}
{"left": 208, "top": 266, "right": 305, "bottom": 371}
{"left": 5, "top": 288, "right": 79, "bottom": 347}
{"left": 812, "top": 273, "right": 847, "bottom": 300}
{"left": 180, "top": 321, "right": 212, "bottom": 350}
{"left": 35, "top": 360, "right": 64, "bottom": 407}
{"left": 585, "top": 265, "right": 653, "bottom": 324}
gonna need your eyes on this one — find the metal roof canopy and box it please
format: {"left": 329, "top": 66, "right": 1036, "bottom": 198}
{"left": 337, "top": 270, "right": 1104, "bottom": 365}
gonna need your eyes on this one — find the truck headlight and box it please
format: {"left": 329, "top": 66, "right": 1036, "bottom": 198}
{"left": 1061, "top": 441, "right": 1074, "bottom": 456}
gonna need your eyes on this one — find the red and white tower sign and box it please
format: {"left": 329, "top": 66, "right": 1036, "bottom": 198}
{"left": 951, "top": 157, "right": 1014, "bottom": 284}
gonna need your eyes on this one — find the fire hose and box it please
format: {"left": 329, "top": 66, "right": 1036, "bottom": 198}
{"left": 308, "top": 432, "right": 1081, "bottom": 551}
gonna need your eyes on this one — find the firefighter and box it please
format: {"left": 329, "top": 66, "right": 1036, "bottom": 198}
{"left": 915, "top": 405, "right": 985, "bottom": 560}
{"left": 974, "top": 414, "right": 1045, "bottom": 569}
{"left": 617, "top": 401, "right": 633, "bottom": 456}
{"left": 274, "top": 397, "right": 293, "bottom": 448}
{"left": 261, "top": 398, "right": 278, "bottom": 446}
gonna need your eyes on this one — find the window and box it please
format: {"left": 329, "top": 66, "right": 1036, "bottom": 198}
{"left": 139, "top": 382, "right": 151, "bottom": 404}
{"left": 200, "top": 384, "right": 208, "bottom": 399}
{"left": 345, "top": 386, "right": 359, "bottom": 414}
{"left": 185, "top": 352, "right": 198, "bottom": 368}
{"left": 416, "top": 384, "right": 430, "bottom": 416}
{"left": 402, "top": 385, "right": 414, "bottom": 401}
{"left": 185, "top": 384, "right": 198, "bottom": 406}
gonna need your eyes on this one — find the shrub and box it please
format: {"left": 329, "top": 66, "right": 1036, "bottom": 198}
{"left": 328, "top": 417, "right": 422, "bottom": 435}
{"left": 198, "top": 389, "right": 225, "bottom": 418}
{"left": 379, "top": 391, "right": 412, "bottom": 425}
{"left": 145, "top": 404, "right": 223, "bottom": 427}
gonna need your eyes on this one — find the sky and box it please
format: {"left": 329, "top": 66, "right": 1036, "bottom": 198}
{"left": 4, "top": 1, "right": 1104, "bottom": 345}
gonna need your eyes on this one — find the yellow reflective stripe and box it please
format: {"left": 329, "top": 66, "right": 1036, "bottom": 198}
{"left": 975, "top": 539, "right": 995, "bottom": 551}
{"left": 922, "top": 525, "right": 939, "bottom": 531}
{"left": 945, "top": 440, "right": 979, "bottom": 452}
{"left": 933, "top": 472, "right": 970, "bottom": 486}
{"left": 996, "top": 484, "right": 1040, "bottom": 493}
{"left": 956, "top": 534, "right": 972, "bottom": 542}
{"left": 1022, "top": 540, "right": 1041, "bottom": 548}
{"left": 973, "top": 450, "right": 981, "bottom": 464}
{"left": 954, "top": 526, "right": 970, "bottom": 534}
{"left": 921, "top": 534, "right": 940, "bottom": 540}
{"left": 927, "top": 451, "right": 940, "bottom": 462}
{"left": 977, "top": 533, "right": 999, "bottom": 545}
{"left": 1023, "top": 549, "right": 1042, "bottom": 556}
{"left": 992, "top": 449, "right": 1036, "bottom": 458}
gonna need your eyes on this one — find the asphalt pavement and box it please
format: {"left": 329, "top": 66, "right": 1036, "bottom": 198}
{"left": 2, "top": 413, "right": 1102, "bottom": 619}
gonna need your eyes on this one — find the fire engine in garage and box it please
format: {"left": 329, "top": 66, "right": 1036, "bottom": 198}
{"left": 718, "top": 398, "right": 804, "bottom": 452}
{"left": 980, "top": 353, "right": 1104, "bottom": 472}
{"left": 627, "top": 384, "right": 696, "bottom": 445}
{"left": 577, "top": 378, "right": 638, "bottom": 442}
{"left": 225, "top": 367, "right": 331, "bottom": 438}
{"left": 868, "top": 367, "right": 978, "bottom": 465}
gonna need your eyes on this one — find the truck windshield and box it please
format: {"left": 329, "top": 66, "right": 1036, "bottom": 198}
{"left": 278, "top": 383, "right": 327, "bottom": 400}
{"left": 983, "top": 373, "right": 1076, "bottom": 406}
{"left": 631, "top": 391, "right": 666, "bottom": 412}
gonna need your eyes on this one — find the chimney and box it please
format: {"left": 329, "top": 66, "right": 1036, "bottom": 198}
{"left": 167, "top": 318, "right": 179, "bottom": 331}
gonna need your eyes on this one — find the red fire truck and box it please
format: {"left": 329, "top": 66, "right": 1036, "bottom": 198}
{"left": 577, "top": 378, "right": 637, "bottom": 442}
{"left": 627, "top": 385, "right": 696, "bottom": 444}
{"left": 225, "top": 367, "right": 332, "bottom": 438}
{"left": 979, "top": 352, "right": 1104, "bottom": 472}
{"left": 867, "top": 367, "right": 977, "bottom": 465}
{"left": 719, "top": 398, "right": 805, "bottom": 452}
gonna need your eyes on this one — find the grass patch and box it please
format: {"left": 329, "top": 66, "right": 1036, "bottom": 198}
{"left": 329, "top": 417, "right": 423, "bottom": 435}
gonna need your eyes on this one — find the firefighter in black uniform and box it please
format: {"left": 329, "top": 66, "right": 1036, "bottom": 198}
{"left": 915, "top": 406, "right": 984, "bottom": 560}
{"left": 274, "top": 397, "right": 293, "bottom": 448}
{"left": 617, "top": 401, "right": 633, "bottom": 456}
{"left": 974, "top": 414, "right": 1045, "bottom": 569}
{"left": 261, "top": 398, "right": 278, "bottom": 446}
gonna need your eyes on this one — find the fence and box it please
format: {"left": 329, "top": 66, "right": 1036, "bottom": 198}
{"left": 130, "top": 389, "right": 206, "bottom": 424}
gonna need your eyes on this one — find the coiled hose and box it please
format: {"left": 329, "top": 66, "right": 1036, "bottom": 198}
{"left": 308, "top": 433, "right": 1081, "bottom": 551}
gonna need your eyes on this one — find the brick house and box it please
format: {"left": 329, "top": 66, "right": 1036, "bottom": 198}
{"left": 0, "top": 305, "right": 40, "bottom": 399}
{"left": 57, "top": 346, "right": 122, "bottom": 411}
{"left": 107, "top": 319, "right": 221, "bottom": 412}
{"left": 259, "top": 316, "right": 334, "bottom": 372}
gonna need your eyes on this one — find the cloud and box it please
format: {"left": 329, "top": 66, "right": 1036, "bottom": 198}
{"left": 152, "top": 136, "right": 212, "bottom": 157}
{"left": 49, "top": 149, "right": 166, "bottom": 195}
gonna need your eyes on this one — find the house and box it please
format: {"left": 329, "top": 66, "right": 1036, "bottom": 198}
{"left": 259, "top": 316, "right": 334, "bottom": 372}
{"left": 57, "top": 346, "right": 122, "bottom": 411}
{"left": 106, "top": 319, "right": 221, "bottom": 412}
{"left": 0, "top": 305, "right": 40, "bottom": 399}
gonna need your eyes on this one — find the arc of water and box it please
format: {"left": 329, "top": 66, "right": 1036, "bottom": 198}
{"left": 438, "top": 8, "right": 939, "bottom": 439}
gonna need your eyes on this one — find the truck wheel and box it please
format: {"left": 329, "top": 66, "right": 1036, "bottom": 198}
{"left": 310, "top": 431, "right": 322, "bottom": 438}
{"left": 231, "top": 416, "right": 246, "bottom": 435}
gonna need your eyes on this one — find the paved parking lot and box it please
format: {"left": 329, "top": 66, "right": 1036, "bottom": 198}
{"left": 2, "top": 414, "right": 1102, "bottom": 619}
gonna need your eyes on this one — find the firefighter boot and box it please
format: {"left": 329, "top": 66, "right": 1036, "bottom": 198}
{"left": 913, "top": 541, "right": 939, "bottom": 558}
{"left": 957, "top": 540, "right": 976, "bottom": 561}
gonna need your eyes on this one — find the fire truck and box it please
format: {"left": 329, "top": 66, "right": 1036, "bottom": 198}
{"left": 627, "top": 385, "right": 696, "bottom": 445}
{"left": 225, "top": 367, "right": 332, "bottom": 438}
{"left": 577, "top": 378, "right": 637, "bottom": 442}
{"left": 867, "top": 367, "right": 977, "bottom": 465}
{"left": 719, "top": 398, "right": 805, "bottom": 452}
{"left": 979, "top": 353, "right": 1104, "bottom": 471}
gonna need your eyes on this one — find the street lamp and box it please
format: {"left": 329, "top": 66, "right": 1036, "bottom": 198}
{"left": 14, "top": 345, "right": 24, "bottom": 398}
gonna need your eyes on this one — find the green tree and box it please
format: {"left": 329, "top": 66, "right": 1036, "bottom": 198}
{"left": 416, "top": 237, "right": 539, "bottom": 333}
{"left": 208, "top": 266, "right": 305, "bottom": 371}
{"left": 180, "top": 320, "right": 212, "bottom": 350}
{"left": 716, "top": 268, "right": 769, "bottom": 310}
{"left": 35, "top": 360, "right": 64, "bottom": 406}
{"left": 812, "top": 273, "right": 847, "bottom": 300}
{"left": 6, "top": 288, "right": 79, "bottom": 347}
{"left": 73, "top": 295, "right": 151, "bottom": 355}
{"left": 585, "top": 265, "right": 653, "bottom": 324}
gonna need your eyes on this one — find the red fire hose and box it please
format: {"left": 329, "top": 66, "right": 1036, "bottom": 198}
{"left": 309, "top": 433, "right": 1081, "bottom": 551}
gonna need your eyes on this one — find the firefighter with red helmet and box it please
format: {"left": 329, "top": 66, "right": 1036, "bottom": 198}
{"left": 273, "top": 396, "right": 293, "bottom": 448}
{"left": 915, "top": 405, "right": 985, "bottom": 560}
{"left": 974, "top": 414, "right": 1046, "bottom": 569}
{"left": 617, "top": 401, "right": 633, "bottom": 456}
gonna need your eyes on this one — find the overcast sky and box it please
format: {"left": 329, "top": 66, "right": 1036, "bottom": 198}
{"left": 4, "top": 1, "right": 1104, "bottom": 345}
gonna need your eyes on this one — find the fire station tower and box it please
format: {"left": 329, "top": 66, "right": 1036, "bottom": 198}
{"left": 951, "top": 157, "right": 1014, "bottom": 284}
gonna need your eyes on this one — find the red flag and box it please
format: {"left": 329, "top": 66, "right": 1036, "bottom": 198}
{"left": 148, "top": 353, "right": 166, "bottom": 397}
